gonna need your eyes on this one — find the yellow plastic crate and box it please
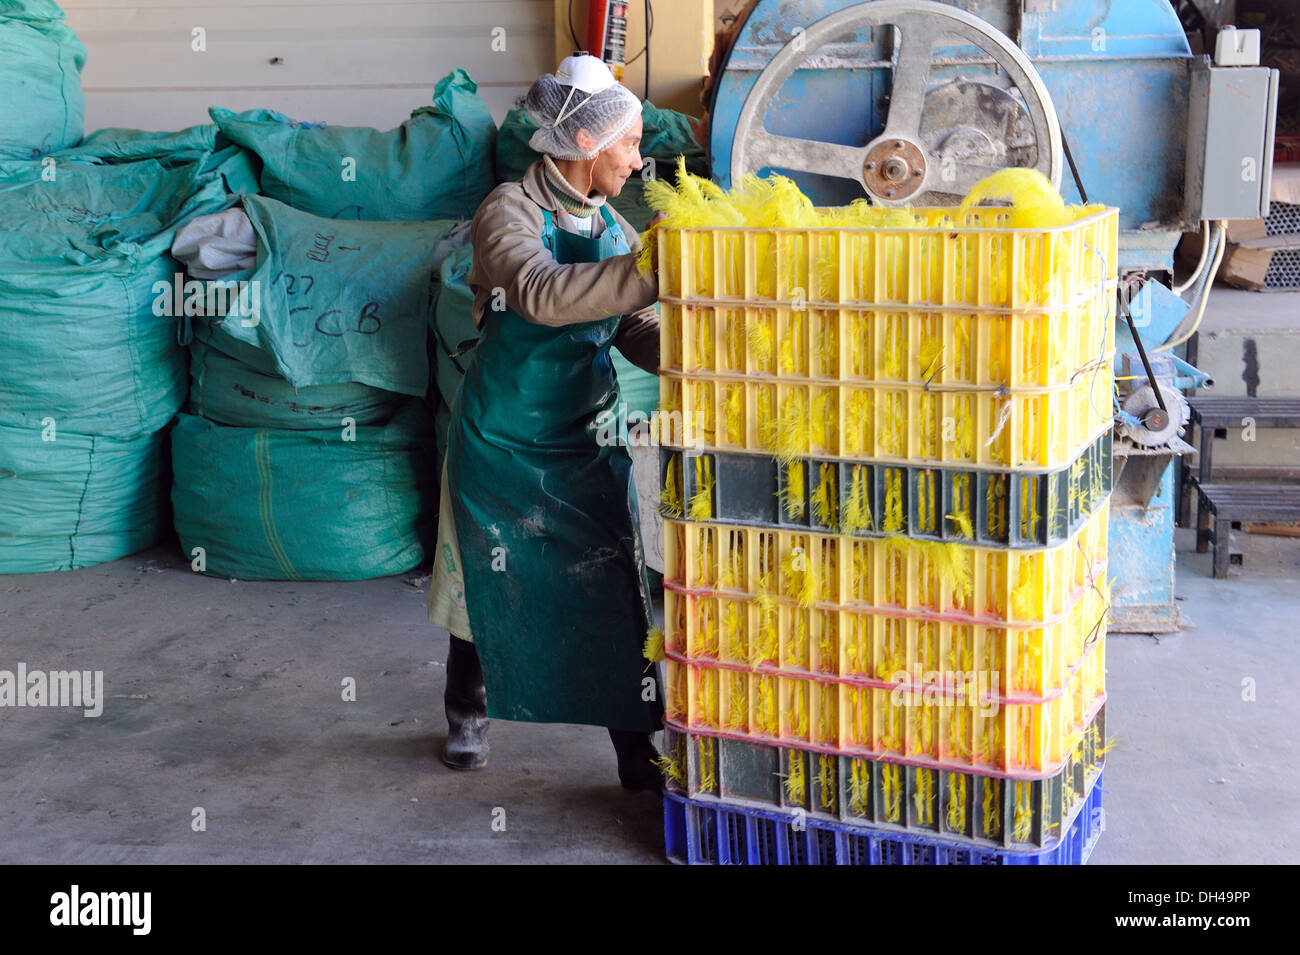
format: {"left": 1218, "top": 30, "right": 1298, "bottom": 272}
{"left": 664, "top": 635, "right": 1105, "bottom": 776}
{"left": 663, "top": 569, "right": 1108, "bottom": 699}
{"left": 653, "top": 208, "right": 1118, "bottom": 471}
{"left": 658, "top": 368, "right": 1112, "bottom": 470}
{"left": 661, "top": 294, "right": 1114, "bottom": 390}
{"left": 654, "top": 208, "right": 1119, "bottom": 312}
{"left": 661, "top": 503, "right": 1109, "bottom": 627}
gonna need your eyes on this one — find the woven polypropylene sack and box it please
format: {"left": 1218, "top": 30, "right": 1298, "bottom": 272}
{"left": 53, "top": 124, "right": 220, "bottom": 166}
{"left": 0, "top": 155, "right": 246, "bottom": 437}
{"left": 193, "top": 195, "right": 456, "bottom": 395}
{"left": 0, "top": 0, "right": 86, "bottom": 160}
{"left": 170, "top": 400, "right": 436, "bottom": 580}
{"left": 0, "top": 422, "right": 167, "bottom": 573}
{"left": 189, "top": 333, "right": 405, "bottom": 429}
{"left": 210, "top": 69, "right": 496, "bottom": 221}
{"left": 431, "top": 244, "right": 478, "bottom": 411}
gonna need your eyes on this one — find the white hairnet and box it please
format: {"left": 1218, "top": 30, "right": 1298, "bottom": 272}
{"left": 525, "top": 57, "right": 642, "bottom": 161}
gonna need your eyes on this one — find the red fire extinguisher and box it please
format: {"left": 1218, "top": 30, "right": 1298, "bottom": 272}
{"left": 584, "top": 1, "right": 629, "bottom": 82}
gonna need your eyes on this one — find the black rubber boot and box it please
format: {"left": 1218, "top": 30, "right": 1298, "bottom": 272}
{"left": 608, "top": 728, "right": 663, "bottom": 794}
{"left": 443, "top": 635, "right": 489, "bottom": 770}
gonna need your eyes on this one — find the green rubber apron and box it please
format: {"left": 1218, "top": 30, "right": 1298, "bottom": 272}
{"left": 445, "top": 205, "right": 662, "bottom": 733}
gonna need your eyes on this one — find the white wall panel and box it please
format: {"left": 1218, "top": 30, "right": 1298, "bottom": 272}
{"left": 62, "top": 0, "right": 553, "bottom": 130}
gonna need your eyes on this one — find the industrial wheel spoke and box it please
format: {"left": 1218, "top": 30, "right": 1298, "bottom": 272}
{"left": 747, "top": 129, "right": 865, "bottom": 182}
{"left": 881, "top": 13, "right": 940, "bottom": 141}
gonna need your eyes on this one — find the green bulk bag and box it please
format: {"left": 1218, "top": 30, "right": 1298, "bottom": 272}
{"left": 53, "top": 124, "right": 220, "bottom": 166}
{"left": 430, "top": 242, "right": 660, "bottom": 419}
{"left": 210, "top": 69, "right": 496, "bottom": 221}
{"left": 0, "top": 155, "right": 248, "bottom": 437}
{"left": 170, "top": 400, "right": 436, "bottom": 581}
{"left": 0, "top": 0, "right": 86, "bottom": 160}
{"left": 0, "top": 421, "right": 166, "bottom": 573}
{"left": 194, "top": 194, "right": 456, "bottom": 395}
{"left": 189, "top": 334, "right": 405, "bottom": 429}
{"left": 430, "top": 244, "right": 478, "bottom": 412}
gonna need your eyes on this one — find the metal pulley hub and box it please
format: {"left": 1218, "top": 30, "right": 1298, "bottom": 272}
{"left": 1120, "top": 384, "right": 1191, "bottom": 448}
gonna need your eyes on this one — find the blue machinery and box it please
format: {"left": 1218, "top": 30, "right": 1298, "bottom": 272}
{"left": 703, "top": 0, "right": 1279, "bottom": 631}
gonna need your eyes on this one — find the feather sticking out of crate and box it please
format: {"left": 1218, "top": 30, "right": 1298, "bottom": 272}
{"left": 642, "top": 625, "right": 665, "bottom": 668}
{"left": 653, "top": 752, "right": 685, "bottom": 786}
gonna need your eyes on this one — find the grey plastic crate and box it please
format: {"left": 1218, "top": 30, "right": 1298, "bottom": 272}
{"left": 663, "top": 706, "right": 1105, "bottom": 850}
{"left": 659, "top": 432, "right": 1112, "bottom": 548}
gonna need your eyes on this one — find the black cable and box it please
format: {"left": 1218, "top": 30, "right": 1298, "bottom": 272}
{"left": 1123, "top": 307, "right": 1169, "bottom": 414}
{"left": 1061, "top": 130, "right": 1088, "bottom": 205}
{"left": 626, "top": 1, "right": 653, "bottom": 67}
{"left": 644, "top": 0, "right": 652, "bottom": 101}
{"left": 568, "top": 0, "right": 581, "bottom": 52}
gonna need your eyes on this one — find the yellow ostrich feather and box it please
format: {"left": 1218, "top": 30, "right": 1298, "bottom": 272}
{"left": 660, "top": 456, "right": 683, "bottom": 518}
{"left": 811, "top": 463, "right": 838, "bottom": 528}
{"left": 699, "top": 737, "right": 717, "bottom": 793}
{"left": 723, "top": 384, "right": 744, "bottom": 445}
{"left": 642, "top": 626, "right": 665, "bottom": 667}
{"left": 747, "top": 320, "right": 773, "bottom": 369}
{"left": 653, "top": 752, "right": 685, "bottom": 786}
{"left": 982, "top": 777, "right": 1002, "bottom": 838}
{"left": 781, "top": 547, "right": 818, "bottom": 609}
{"left": 842, "top": 465, "right": 874, "bottom": 534}
{"left": 947, "top": 771, "right": 967, "bottom": 833}
{"left": 784, "top": 751, "right": 806, "bottom": 805}
{"left": 688, "top": 455, "right": 714, "bottom": 521}
{"left": 727, "top": 671, "right": 748, "bottom": 729}
{"left": 780, "top": 461, "right": 806, "bottom": 521}
{"left": 849, "top": 760, "right": 871, "bottom": 816}
{"left": 817, "top": 755, "right": 837, "bottom": 812}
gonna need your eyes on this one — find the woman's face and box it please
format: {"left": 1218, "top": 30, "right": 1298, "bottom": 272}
{"left": 588, "top": 117, "right": 644, "bottom": 199}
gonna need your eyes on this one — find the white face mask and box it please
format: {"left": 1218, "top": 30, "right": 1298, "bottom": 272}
{"left": 548, "top": 54, "right": 618, "bottom": 129}
{"left": 554, "top": 54, "right": 618, "bottom": 95}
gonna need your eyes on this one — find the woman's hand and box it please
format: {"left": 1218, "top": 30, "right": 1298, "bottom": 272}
{"left": 647, "top": 212, "right": 667, "bottom": 229}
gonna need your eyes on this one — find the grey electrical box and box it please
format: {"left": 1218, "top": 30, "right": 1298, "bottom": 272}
{"left": 1184, "top": 58, "right": 1279, "bottom": 221}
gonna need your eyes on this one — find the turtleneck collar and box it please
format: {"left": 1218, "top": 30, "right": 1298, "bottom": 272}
{"left": 541, "top": 155, "right": 607, "bottom": 218}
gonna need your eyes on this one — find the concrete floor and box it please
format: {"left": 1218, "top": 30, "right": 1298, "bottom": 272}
{"left": 2, "top": 521, "right": 1297, "bottom": 864}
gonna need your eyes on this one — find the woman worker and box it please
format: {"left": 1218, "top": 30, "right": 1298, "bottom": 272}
{"left": 426, "top": 54, "right": 664, "bottom": 793}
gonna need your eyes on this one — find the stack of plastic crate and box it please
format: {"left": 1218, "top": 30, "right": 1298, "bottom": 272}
{"left": 654, "top": 204, "right": 1119, "bottom": 865}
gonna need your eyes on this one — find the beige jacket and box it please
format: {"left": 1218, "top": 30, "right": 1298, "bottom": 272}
{"left": 465, "top": 160, "right": 661, "bottom": 374}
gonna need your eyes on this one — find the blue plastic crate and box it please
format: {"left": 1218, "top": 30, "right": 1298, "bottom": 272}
{"left": 664, "top": 771, "right": 1105, "bottom": 865}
